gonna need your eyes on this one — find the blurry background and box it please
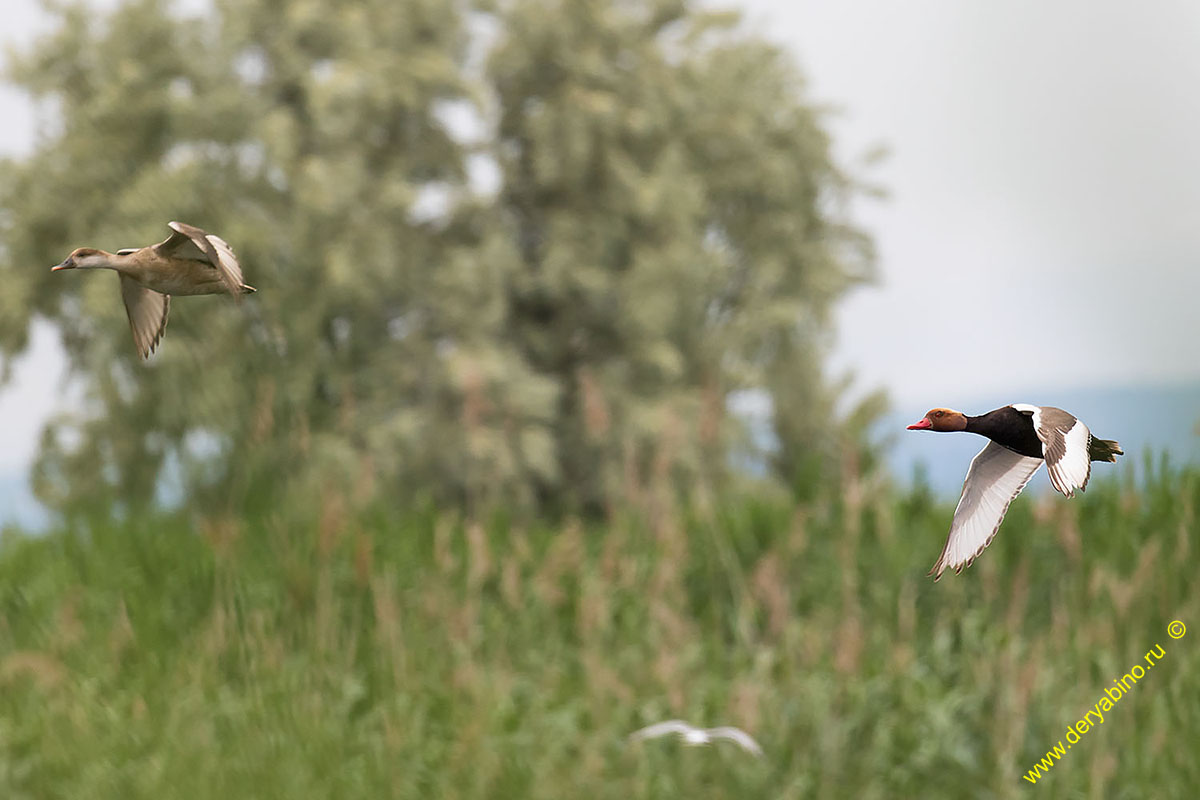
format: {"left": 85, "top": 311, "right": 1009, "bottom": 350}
{"left": 4, "top": 0, "right": 1199, "bottom": 526}
{"left": 0, "top": 0, "right": 1197, "bottom": 797}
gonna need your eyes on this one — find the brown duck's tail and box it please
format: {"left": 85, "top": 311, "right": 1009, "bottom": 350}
{"left": 1089, "top": 437, "right": 1123, "bottom": 462}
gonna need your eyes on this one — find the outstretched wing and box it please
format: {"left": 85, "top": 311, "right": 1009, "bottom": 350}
{"left": 707, "top": 727, "right": 763, "bottom": 756}
{"left": 929, "top": 441, "right": 1043, "bottom": 580}
{"left": 156, "top": 221, "right": 245, "bottom": 297}
{"left": 1029, "top": 406, "right": 1092, "bottom": 498}
{"left": 119, "top": 275, "right": 170, "bottom": 359}
{"left": 629, "top": 720, "right": 693, "bottom": 742}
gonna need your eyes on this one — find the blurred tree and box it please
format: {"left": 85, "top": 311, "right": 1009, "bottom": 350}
{"left": 485, "top": 0, "right": 878, "bottom": 510}
{"left": 0, "top": 0, "right": 876, "bottom": 521}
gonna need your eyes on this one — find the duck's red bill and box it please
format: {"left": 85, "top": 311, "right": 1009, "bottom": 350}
{"left": 906, "top": 418, "right": 932, "bottom": 430}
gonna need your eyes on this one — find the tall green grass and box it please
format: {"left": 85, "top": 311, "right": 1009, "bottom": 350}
{"left": 0, "top": 462, "right": 1197, "bottom": 798}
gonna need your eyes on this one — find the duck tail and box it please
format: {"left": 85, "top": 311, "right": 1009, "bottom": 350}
{"left": 1089, "top": 437, "right": 1123, "bottom": 462}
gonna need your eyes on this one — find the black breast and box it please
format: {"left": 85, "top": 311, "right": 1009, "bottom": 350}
{"left": 965, "top": 406, "right": 1044, "bottom": 459}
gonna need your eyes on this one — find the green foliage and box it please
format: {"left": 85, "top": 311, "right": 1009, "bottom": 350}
{"left": 1, "top": 468, "right": 1197, "bottom": 798}
{"left": 0, "top": 0, "right": 874, "bottom": 518}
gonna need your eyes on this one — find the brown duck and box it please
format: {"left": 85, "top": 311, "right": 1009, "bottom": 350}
{"left": 51, "top": 221, "right": 256, "bottom": 358}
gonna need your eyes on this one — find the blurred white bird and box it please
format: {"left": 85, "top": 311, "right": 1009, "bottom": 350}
{"left": 628, "top": 720, "right": 763, "bottom": 756}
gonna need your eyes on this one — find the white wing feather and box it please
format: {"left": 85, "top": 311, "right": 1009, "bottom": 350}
{"left": 930, "top": 441, "right": 1043, "bottom": 579}
{"left": 706, "top": 726, "right": 764, "bottom": 756}
{"left": 1043, "top": 420, "right": 1092, "bottom": 497}
{"left": 629, "top": 720, "right": 693, "bottom": 741}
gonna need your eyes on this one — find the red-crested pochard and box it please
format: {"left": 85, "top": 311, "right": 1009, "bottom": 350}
{"left": 51, "top": 221, "right": 255, "bottom": 359}
{"left": 907, "top": 404, "right": 1122, "bottom": 580}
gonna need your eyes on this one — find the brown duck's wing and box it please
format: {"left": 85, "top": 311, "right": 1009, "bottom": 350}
{"left": 119, "top": 274, "right": 170, "bottom": 359}
{"left": 203, "top": 231, "right": 247, "bottom": 295}
{"left": 156, "top": 221, "right": 245, "bottom": 297}
{"left": 153, "top": 224, "right": 209, "bottom": 261}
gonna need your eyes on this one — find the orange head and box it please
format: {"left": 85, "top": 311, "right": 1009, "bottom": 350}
{"left": 907, "top": 408, "right": 968, "bottom": 432}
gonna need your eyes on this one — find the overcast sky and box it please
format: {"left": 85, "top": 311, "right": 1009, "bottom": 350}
{"left": 2, "top": 0, "right": 1199, "bottom": 487}
{"left": 737, "top": 0, "right": 1200, "bottom": 407}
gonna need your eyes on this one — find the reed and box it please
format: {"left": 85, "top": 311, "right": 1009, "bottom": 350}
{"left": 0, "top": 465, "right": 1196, "bottom": 798}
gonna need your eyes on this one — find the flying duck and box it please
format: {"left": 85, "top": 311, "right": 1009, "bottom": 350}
{"left": 907, "top": 404, "right": 1122, "bottom": 580}
{"left": 51, "top": 221, "right": 255, "bottom": 359}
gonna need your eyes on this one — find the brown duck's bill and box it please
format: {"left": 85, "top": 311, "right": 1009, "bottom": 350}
{"left": 907, "top": 418, "right": 932, "bottom": 430}
{"left": 51, "top": 259, "right": 74, "bottom": 271}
